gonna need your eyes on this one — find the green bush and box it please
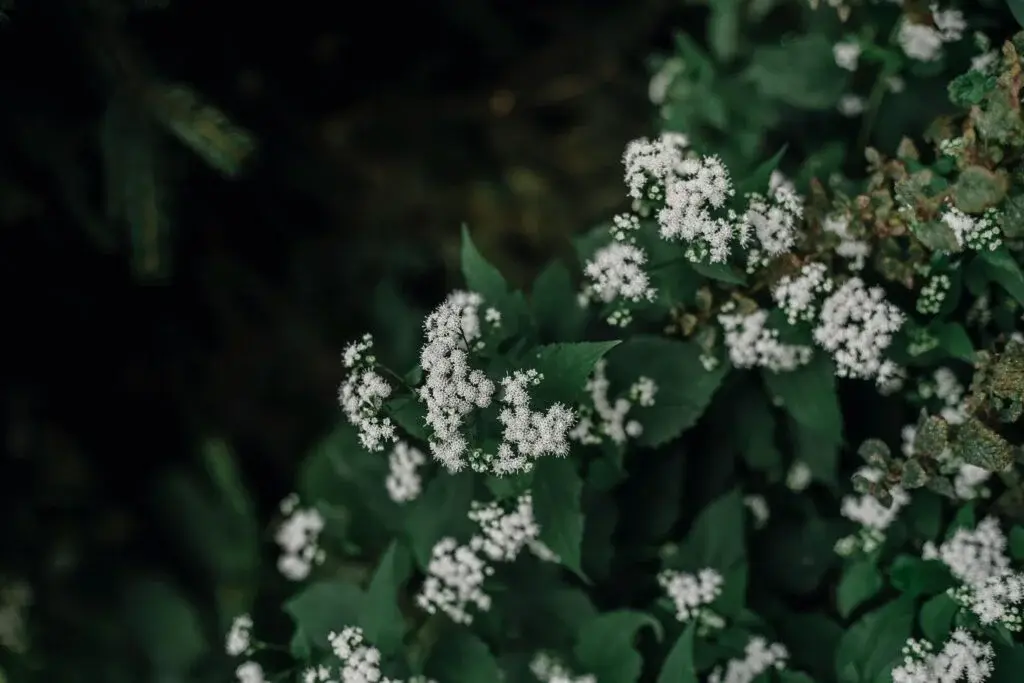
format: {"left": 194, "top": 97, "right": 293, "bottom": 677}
{"left": 15, "top": 1, "right": 1024, "bottom": 682}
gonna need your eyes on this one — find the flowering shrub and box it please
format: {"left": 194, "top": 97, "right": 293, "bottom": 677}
{"left": 221, "top": 5, "right": 1024, "bottom": 683}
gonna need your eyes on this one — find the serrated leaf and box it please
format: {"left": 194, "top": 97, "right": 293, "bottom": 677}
{"left": 529, "top": 341, "right": 621, "bottom": 405}
{"left": 425, "top": 630, "right": 502, "bottom": 683}
{"left": 837, "top": 559, "right": 884, "bottom": 618}
{"left": 461, "top": 224, "right": 509, "bottom": 302}
{"left": 605, "top": 337, "right": 728, "bottom": 447}
{"left": 656, "top": 620, "right": 698, "bottom": 683}
{"left": 406, "top": 472, "right": 476, "bottom": 568}
{"left": 533, "top": 456, "right": 587, "bottom": 580}
{"left": 285, "top": 580, "right": 365, "bottom": 653}
{"left": 359, "top": 541, "right": 413, "bottom": 656}
{"left": 574, "top": 611, "right": 663, "bottom": 683}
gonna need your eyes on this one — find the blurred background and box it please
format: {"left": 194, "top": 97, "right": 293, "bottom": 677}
{"left": 0, "top": 0, "right": 703, "bottom": 679}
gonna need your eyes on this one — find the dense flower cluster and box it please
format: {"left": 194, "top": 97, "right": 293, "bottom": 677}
{"left": 658, "top": 567, "right": 724, "bottom": 625}
{"left": 708, "top": 637, "right": 789, "bottom": 683}
{"left": 275, "top": 493, "right": 326, "bottom": 581}
{"left": 385, "top": 441, "right": 427, "bottom": 503}
{"left": 338, "top": 334, "right": 396, "bottom": 452}
{"left": 569, "top": 360, "right": 654, "bottom": 445}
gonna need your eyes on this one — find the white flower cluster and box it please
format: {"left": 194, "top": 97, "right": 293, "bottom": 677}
{"left": 941, "top": 207, "right": 1002, "bottom": 252}
{"left": 275, "top": 494, "right": 326, "bottom": 581}
{"left": 649, "top": 57, "right": 685, "bottom": 106}
{"left": 836, "top": 466, "right": 910, "bottom": 556}
{"left": 226, "top": 613, "right": 254, "bottom": 657}
{"left": 418, "top": 291, "right": 498, "bottom": 470}
{"left": 822, "top": 213, "right": 870, "bottom": 271}
{"left": 917, "top": 273, "right": 951, "bottom": 315}
{"left": 708, "top": 637, "right": 789, "bottom": 683}
{"left": 833, "top": 40, "right": 861, "bottom": 71}
{"left": 891, "top": 629, "right": 995, "bottom": 683}
{"left": 226, "top": 614, "right": 266, "bottom": 683}
{"left": 743, "top": 494, "right": 771, "bottom": 529}
{"left": 658, "top": 567, "right": 724, "bottom": 625}
{"left": 569, "top": 360, "right": 653, "bottom": 446}
{"left": 898, "top": 5, "right": 966, "bottom": 62}
{"left": 338, "top": 334, "right": 396, "bottom": 452}
{"left": 813, "top": 277, "right": 904, "bottom": 386}
{"left": 953, "top": 571, "right": 1024, "bottom": 631}
{"left": 772, "top": 262, "right": 834, "bottom": 324}
{"left": 484, "top": 370, "right": 575, "bottom": 475}
{"left": 718, "top": 303, "right": 813, "bottom": 373}
{"left": 924, "top": 516, "right": 1011, "bottom": 587}
{"left": 739, "top": 180, "right": 803, "bottom": 262}
{"left": 416, "top": 492, "right": 555, "bottom": 624}
{"left": 297, "top": 626, "right": 437, "bottom": 683}
{"left": 385, "top": 441, "right": 427, "bottom": 504}
{"left": 530, "top": 652, "right": 596, "bottom": 683}
{"left": 417, "top": 292, "right": 573, "bottom": 475}
{"left": 580, "top": 241, "right": 656, "bottom": 316}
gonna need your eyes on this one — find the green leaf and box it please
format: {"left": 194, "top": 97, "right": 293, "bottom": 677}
{"left": 919, "top": 593, "right": 959, "bottom": 643}
{"left": 605, "top": 337, "right": 728, "bottom": 447}
{"left": 835, "top": 597, "right": 915, "bottom": 683}
{"left": 574, "top": 611, "right": 663, "bottom": 683}
{"left": 737, "top": 145, "right": 789, "bottom": 197}
{"left": 121, "top": 577, "right": 206, "bottom": 675}
{"left": 912, "top": 220, "right": 960, "bottom": 253}
{"left": 745, "top": 35, "right": 847, "bottom": 110}
{"left": 284, "top": 580, "right": 365, "bottom": 652}
{"left": 359, "top": 541, "right": 413, "bottom": 656}
{"left": 683, "top": 489, "right": 745, "bottom": 570}
{"left": 406, "top": 472, "right": 476, "bottom": 568}
{"left": 763, "top": 353, "right": 842, "bottom": 436}
{"left": 461, "top": 224, "right": 509, "bottom": 302}
{"left": 425, "top": 630, "right": 503, "bottom": 683}
{"left": 980, "top": 247, "right": 1024, "bottom": 305}
{"left": 889, "top": 555, "right": 954, "bottom": 597}
{"left": 388, "top": 395, "right": 430, "bottom": 441}
{"left": 657, "top": 620, "right": 698, "bottom": 683}
{"left": 735, "top": 388, "right": 782, "bottom": 477}
{"left": 533, "top": 456, "right": 587, "bottom": 580}
{"left": 529, "top": 341, "right": 621, "bottom": 405}
{"left": 531, "top": 260, "right": 587, "bottom": 342}
{"left": 837, "top": 559, "right": 884, "bottom": 618}
{"left": 690, "top": 260, "right": 746, "bottom": 285}
{"left": 1009, "top": 0, "right": 1024, "bottom": 29}
{"left": 1010, "top": 526, "right": 1024, "bottom": 560}
{"left": 936, "top": 322, "right": 975, "bottom": 361}
{"left": 764, "top": 353, "right": 843, "bottom": 484}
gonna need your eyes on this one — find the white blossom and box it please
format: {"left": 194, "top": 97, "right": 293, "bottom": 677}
{"left": 822, "top": 213, "right": 870, "bottom": 270}
{"left": 718, "top": 304, "right": 813, "bottom": 372}
{"left": 415, "top": 537, "right": 493, "bottom": 625}
{"left": 385, "top": 441, "right": 427, "bottom": 503}
{"left": 786, "top": 461, "right": 812, "bottom": 491}
{"left": 658, "top": 567, "right": 724, "bottom": 622}
{"left": 226, "top": 613, "right": 253, "bottom": 657}
{"left": 833, "top": 40, "right": 861, "bottom": 71}
{"left": 275, "top": 494, "right": 325, "bottom": 581}
{"left": 236, "top": 661, "right": 268, "bottom": 683}
{"left": 813, "top": 277, "right": 904, "bottom": 385}
{"left": 0, "top": 580, "right": 31, "bottom": 654}
{"left": 837, "top": 466, "right": 909, "bottom": 555}
{"left": 484, "top": 369, "right": 575, "bottom": 475}
{"left": 892, "top": 630, "right": 995, "bottom": 683}
{"left": 708, "top": 637, "right": 789, "bottom": 683}
{"left": 468, "top": 493, "right": 557, "bottom": 563}
{"left": 898, "top": 21, "right": 945, "bottom": 62}
{"left": 838, "top": 94, "right": 866, "bottom": 117}
{"left": 941, "top": 207, "right": 1001, "bottom": 252}
{"left": 953, "top": 571, "right": 1024, "bottom": 630}
{"left": 743, "top": 494, "right": 770, "bottom": 529}
{"left": 338, "top": 334, "right": 396, "bottom": 452}
{"left": 923, "top": 516, "right": 1010, "bottom": 588}
{"left": 581, "top": 241, "right": 657, "bottom": 308}
{"left": 530, "top": 652, "right": 596, "bottom": 683}
{"left": 772, "top": 261, "right": 834, "bottom": 324}
{"left": 649, "top": 57, "right": 685, "bottom": 105}
{"left": 418, "top": 291, "right": 498, "bottom": 470}
{"left": 569, "top": 360, "right": 649, "bottom": 446}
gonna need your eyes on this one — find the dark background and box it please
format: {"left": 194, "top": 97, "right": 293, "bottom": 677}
{"left": 0, "top": 0, "right": 700, "bottom": 677}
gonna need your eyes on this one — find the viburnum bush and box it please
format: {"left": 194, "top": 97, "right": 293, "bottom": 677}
{"left": 223, "top": 7, "right": 1024, "bottom": 683}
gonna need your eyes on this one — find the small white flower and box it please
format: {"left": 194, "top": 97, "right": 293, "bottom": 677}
{"left": 226, "top": 613, "right": 253, "bottom": 656}
{"left": 833, "top": 40, "right": 861, "bottom": 71}
{"left": 708, "top": 637, "right": 789, "bottom": 683}
{"left": 385, "top": 441, "right": 427, "bottom": 503}
{"left": 274, "top": 494, "right": 325, "bottom": 581}
{"left": 658, "top": 567, "right": 724, "bottom": 622}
